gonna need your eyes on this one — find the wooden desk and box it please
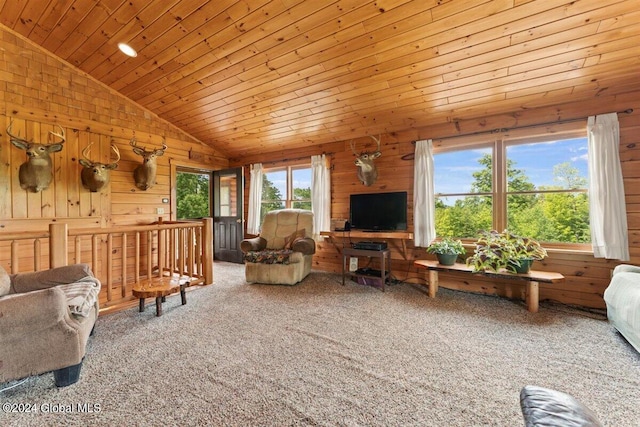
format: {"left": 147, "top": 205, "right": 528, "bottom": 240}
{"left": 414, "top": 260, "right": 564, "bottom": 313}
{"left": 321, "top": 230, "right": 413, "bottom": 259}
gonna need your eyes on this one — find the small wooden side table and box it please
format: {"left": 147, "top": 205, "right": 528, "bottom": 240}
{"left": 132, "top": 276, "right": 190, "bottom": 316}
{"left": 342, "top": 247, "right": 391, "bottom": 291}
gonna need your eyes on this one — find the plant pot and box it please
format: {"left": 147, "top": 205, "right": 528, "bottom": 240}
{"left": 509, "top": 258, "right": 533, "bottom": 274}
{"left": 436, "top": 253, "right": 458, "bottom": 266}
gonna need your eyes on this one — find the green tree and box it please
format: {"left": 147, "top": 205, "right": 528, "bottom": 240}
{"left": 261, "top": 175, "right": 284, "bottom": 222}
{"left": 293, "top": 187, "right": 311, "bottom": 210}
{"left": 176, "top": 172, "right": 210, "bottom": 219}
{"left": 436, "top": 155, "right": 590, "bottom": 243}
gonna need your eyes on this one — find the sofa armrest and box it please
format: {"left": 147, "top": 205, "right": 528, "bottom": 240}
{"left": 292, "top": 237, "right": 316, "bottom": 255}
{"left": 0, "top": 287, "right": 72, "bottom": 331}
{"left": 10, "top": 264, "right": 95, "bottom": 294}
{"left": 241, "top": 236, "right": 267, "bottom": 253}
{"left": 613, "top": 264, "right": 640, "bottom": 276}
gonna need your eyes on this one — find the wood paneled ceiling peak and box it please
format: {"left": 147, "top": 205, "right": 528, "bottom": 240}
{"left": 2, "top": 0, "right": 640, "bottom": 160}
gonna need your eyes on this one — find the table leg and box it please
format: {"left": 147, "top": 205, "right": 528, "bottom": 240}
{"left": 138, "top": 298, "right": 145, "bottom": 312}
{"left": 342, "top": 253, "right": 346, "bottom": 286}
{"left": 380, "top": 252, "right": 386, "bottom": 292}
{"left": 155, "top": 297, "right": 163, "bottom": 317}
{"left": 526, "top": 281, "right": 539, "bottom": 313}
{"left": 180, "top": 284, "right": 187, "bottom": 305}
{"left": 428, "top": 270, "right": 438, "bottom": 298}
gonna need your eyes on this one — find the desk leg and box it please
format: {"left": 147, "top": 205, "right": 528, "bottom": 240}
{"left": 342, "top": 253, "right": 346, "bottom": 286}
{"left": 526, "top": 281, "right": 539, "bottom": 313}
{"left": 380, "top": 252, "right": 386, "bottom": 292}
{"left": 428, "top": 270, "right": 438, "bottom": 298}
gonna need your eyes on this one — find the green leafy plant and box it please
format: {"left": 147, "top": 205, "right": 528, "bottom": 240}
{"left": 466, "top": 230, "right": 547, "bottom": 273}
{"left": 427, "top": 238, "right": 466, "bottom": 265}
{"left": 426, "top": 238, "right": 466, "bottom": 255}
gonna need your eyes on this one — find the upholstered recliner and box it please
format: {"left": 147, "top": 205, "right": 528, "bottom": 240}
{"left": 0, "top": 263, "right": 100, "bottom": 387}
{"left": 241, "top": 209, "right": 315, "bottom": 285}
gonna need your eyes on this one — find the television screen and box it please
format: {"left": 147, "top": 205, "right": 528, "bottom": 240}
{"left": 349, "top": 191, "right": 407, "bottom": 231}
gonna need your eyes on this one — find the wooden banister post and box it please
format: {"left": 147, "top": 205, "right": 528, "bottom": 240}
{"left": 49, "top": 223, "right": 68, "bottom": 268}
{"left": 203, "top": 217, "right": 213, "bottom": 285}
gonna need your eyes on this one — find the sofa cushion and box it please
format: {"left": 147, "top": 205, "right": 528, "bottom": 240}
{"left": 0, "top": 265, "right": 10, "bottom": 297}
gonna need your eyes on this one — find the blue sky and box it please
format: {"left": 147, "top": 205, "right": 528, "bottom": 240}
{"left": 265, "top": 168, "right": 312, "bottom": 197}
{"left": 434, "top": 138, "right": 589, "bottom": 196}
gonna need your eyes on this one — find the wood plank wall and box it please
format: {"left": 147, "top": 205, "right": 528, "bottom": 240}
{"left": 232, "top": 92, "right": 640, "bottom": 309}
{"left": 0, "top": 26, "right": 228, "bottom": 307}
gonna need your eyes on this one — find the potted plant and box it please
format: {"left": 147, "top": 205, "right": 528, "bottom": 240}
{"left": 426, "top": 237, "right": 466, "bottom": 266}
{"left": 466, "top": 230, "right": 547, "bottom": 274}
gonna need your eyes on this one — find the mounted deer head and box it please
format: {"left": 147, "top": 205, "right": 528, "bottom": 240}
{"left": 7, "top": 120, "right": 66, "bottom": 192}
{"left": 350, "top": 135, "right": 382, "bottom": 186}
{"left": 130, "top": 135, "right": 167, "bottom": 190}
{"left": 79, "top": 142, "right": 120, "bottom": 192}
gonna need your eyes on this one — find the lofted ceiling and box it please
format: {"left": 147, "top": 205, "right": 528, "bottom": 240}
{"left": 1, "top": 0, "right": 640, "bottom": 160}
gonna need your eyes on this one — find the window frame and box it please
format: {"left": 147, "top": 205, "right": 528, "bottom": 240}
{"left": 433, "top": 123, "right": 591, "bottom": 251}
{"left": 262, "top": 163, "right": 312, "bottom": 210}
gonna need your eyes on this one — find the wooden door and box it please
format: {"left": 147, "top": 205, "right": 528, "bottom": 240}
{"left": 213, "top": 167, "right": 244, "bottom": 263}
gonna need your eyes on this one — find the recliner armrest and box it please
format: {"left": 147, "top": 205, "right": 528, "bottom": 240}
{"left": 241, "top": 236, "right": 267, "bottom": 253}
{"left": 292, "top": 237, "right": 315, "bottom": 255}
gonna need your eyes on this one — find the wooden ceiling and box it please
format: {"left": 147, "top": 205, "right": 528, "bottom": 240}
{"left": 1, "top": 0, "right": 640, "bottom": 160}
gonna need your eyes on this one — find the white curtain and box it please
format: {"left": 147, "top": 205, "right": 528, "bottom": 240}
{"left": 587, "top": 113, "right": 629, "bottom": 260}
{"left": 246, "top": 163, "right": 263, "bottom": 235}
{"left": 413, "top": 139, "right": 436, "bottom": 247}
{"left": 311, "top": 154, "right": 331, "bottom": 240}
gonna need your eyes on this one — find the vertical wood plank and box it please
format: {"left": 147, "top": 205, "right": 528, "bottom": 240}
{"left": 49, "top": 222, "right": 68, "bottom": 268}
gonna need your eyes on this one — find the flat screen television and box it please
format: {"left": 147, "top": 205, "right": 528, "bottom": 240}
{"left": 349, "top": 191, "right": 407, "bottom": 231}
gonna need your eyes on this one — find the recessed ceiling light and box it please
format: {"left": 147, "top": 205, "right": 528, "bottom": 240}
{"left": 118, "top": 42, "right": 137, "bottom": 57}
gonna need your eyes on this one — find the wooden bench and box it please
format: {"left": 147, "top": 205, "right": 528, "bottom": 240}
{"left": 414, "top": 260, "right": 564, "bottom": 313}
{"left": 132, "top": 275, "right": 192, "bottom": 316}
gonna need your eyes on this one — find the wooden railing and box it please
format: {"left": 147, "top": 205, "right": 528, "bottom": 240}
{"left": 0, "top": 218, "right": 213, "bottom": 310}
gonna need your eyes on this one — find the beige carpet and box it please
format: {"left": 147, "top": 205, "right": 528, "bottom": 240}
{"left": 2, "top": 261, "right": 639, "bottom": 426}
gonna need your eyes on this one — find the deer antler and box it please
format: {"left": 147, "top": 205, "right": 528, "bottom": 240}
{"left": 49, "top": 125, "right": 65, "bottom": 144}
{"left": 109, "top": 144, "right": 121, "bottom": 165}
{"left": 349, "top": 140, "right": 359, "bottom": 155}
{"left": 156, "top": 136, "right": 168, "bottom": 154}
{"left": 6, "top": 119, "right": 27, "bottom": 144}
{"left": 129, "top": 134, "right": 143, "bottom": 149}
{"left": 369, "top": 134, "right": 381, "bottom": 151}
{"left": 82, "top": 142, "right": 95, "bottom": 161}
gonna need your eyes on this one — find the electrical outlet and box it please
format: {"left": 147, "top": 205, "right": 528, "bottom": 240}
{"left": 349, "top": 257, "right": 358, "bottom": 272}
{"left": 156, "top": 207, "right": 165, "bottom": 214}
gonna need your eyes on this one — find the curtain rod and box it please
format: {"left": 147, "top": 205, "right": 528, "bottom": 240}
{"left": 245, "top": 151, "right": 334, "bottom": 168}
{"left": 411, "top": 108, "right": 634, "bottom": 144}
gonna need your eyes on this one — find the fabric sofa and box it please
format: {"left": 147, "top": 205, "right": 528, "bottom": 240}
{"left": 241, "top": 209, "right": 315, "bottom": 285}
{"left": 603, "top": 264, "right": 640, "bottom": 353}
{"left": 0, "top": 263, "right": 100, "bottom": 387}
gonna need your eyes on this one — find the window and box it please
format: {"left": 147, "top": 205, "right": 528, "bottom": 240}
{"left": 434, "top": 131, "right": 590, "bottom": 246}
{"left": 261, "top": 165, "right": 311, "bottom": 222}
{"left": 176, "top": 169, "right": 211, "bottom": 219}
